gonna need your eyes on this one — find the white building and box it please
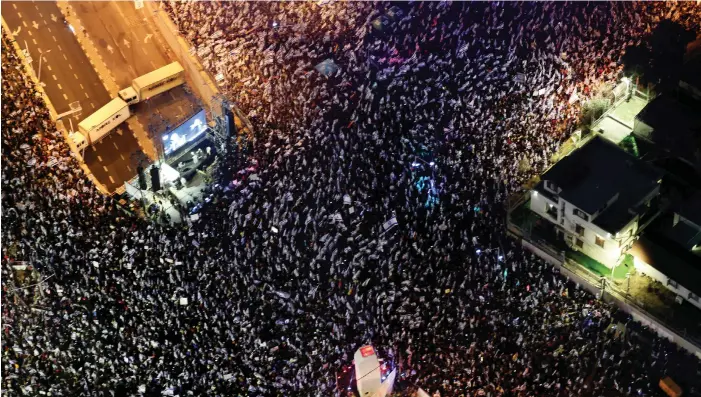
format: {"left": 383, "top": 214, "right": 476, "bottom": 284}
{"left": 529, "top": 136, "right": 663, "bottom": 267}
{"left": 630, "top": 191, "right": 701, "bottom": 309}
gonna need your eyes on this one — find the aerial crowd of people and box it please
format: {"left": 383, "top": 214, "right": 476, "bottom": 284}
{"left": 3, "top": 1, "right": 701, "bottom": 396}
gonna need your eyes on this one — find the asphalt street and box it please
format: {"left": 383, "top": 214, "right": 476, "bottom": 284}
{"left": 3, "top": 1, "right": 151, "bottom": 193}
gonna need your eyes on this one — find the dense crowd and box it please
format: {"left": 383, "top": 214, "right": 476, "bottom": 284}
{"left": 3, "top": 1, "right": 701, "bottom": 396}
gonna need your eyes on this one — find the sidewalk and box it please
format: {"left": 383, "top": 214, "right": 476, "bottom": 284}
{"left": 57, "top": 1, "right": 157, "bottom": 162}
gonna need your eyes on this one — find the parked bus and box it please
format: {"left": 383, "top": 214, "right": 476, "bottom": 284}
{"left": 118, "top": 61, "right": 185, "bottom": 105}
{"left": 77, "top": 97, "right": 130, "bottom": 146}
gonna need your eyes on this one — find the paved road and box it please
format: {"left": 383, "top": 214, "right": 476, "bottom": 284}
{"left": 3, "top": 1, "right": 144, "bottom": 193}
{"left": 70, "top": 1, "right": 172, "bottom": 88}
{"left": 2, "top": 1, "right": 107, "bottom": 117}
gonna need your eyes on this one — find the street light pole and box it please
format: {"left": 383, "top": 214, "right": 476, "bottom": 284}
{"left": 37, "top": 50, "right": 50, "bottom": 83}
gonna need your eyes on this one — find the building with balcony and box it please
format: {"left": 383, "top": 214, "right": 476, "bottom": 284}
{"left": 529, "top": 135, "right": 664, "bottom": 267}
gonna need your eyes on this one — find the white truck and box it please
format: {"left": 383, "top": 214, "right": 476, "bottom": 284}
{"left": 118, "top": 61, "right": 185, "bottom": 105}
{"left": 76, "top": 97, "right": 130, "bottom": 149}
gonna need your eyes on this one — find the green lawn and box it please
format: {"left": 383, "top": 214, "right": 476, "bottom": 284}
{"left": 566, "top": 251, "right": 631, "bottom": 280}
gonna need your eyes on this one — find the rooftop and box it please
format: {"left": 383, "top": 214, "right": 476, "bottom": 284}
{"left": 634, "top": 95, "right": 701, "bottom": 170}
{"left": 539, "top": 135, "right": 663, "bottom": 233}
{"left": 631, "top": 234, "right": 701, "bottom": 298}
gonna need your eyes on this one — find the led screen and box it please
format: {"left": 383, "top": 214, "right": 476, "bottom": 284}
{"left": 162, "top": 109, "right": 207, "bottom": 155}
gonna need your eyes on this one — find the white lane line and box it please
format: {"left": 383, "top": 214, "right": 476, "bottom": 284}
{"left": 27, "top": 30, "right": 32, "bottom": 36}
{"left": 39, "top": 13, "right": 42, "bottom": 17}
{"left": 113, "top": 142, "right": 119, "bottom": 149}
{"left": 90, "top": 103, "right": 96, "bottom": 109}
{"left": 109, "top": 175, "right": 115, "bottom": 184}
{"left": 79, "top": 83, "right": 84, "bottom": 89}
{"left": 63, "top": 54, "right": 68, "bottom": 60}
{"left": 57, "top": 45, "right": 62, "bottom": 51}
{"left": 63, "top": 94, "right": 68, "bottom": 100}
{"left": 97, "top": 156, "right": 103, "bottom": 162}
{"left": 85, "top": 93, "right": 90, "bottom": 99}
{"left": 142, "top": 48, "right": 148, "bottom": 55}
{"left": 126, "top": 165, "right": 132, "bottom": 172}
{"left": 68, "top": 64, "right": 73, "bottom": 70}
{"left": 57, "top": 83, "right": 62, "bottom": 90}
{"left": 103, "top": 166, "right": 109, "bottom": 172}
{"left": 52, "top": 36, "right": 57, "bottom": 42}
{"left": 47, "top": 27, "right": 51, "bottom": 33}
{"left": 75, "top": 74, "right": 79, "bottom": 80}
{"left": 120, "top": 154, "right": 125, "bottom": 160}
{"left": 150, "top": 60, "right": 157, "bottom": 68}
{"left": 52, "top": 74, "right": 57, "bottom": 81}
{"left": 13, "top": 4, "right": 17, "bottom": 9}
{"left": 32, "top": 38, "right": 37, "bottom": 45}
{"left": 47, "top": 65, "right": 52, "bottom": 71}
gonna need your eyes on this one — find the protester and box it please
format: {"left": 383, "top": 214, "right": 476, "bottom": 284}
{"left": 3, "top": 2, "right": 701, "bottom": 396}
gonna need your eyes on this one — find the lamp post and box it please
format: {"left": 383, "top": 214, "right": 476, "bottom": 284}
{"left": 37, "top": 49, "right": 50, "bottom": 83}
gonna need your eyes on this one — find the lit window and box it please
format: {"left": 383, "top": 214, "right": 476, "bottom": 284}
{"left": 595, "top": 235, "right": 605, "bottom": 248}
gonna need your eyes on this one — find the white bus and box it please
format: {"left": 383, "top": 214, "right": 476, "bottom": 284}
{"left": 77, "top": 97, "right": 130, "bottom": 146}
{"left": 119, "top": 61, "right": 185, "bottom": 105}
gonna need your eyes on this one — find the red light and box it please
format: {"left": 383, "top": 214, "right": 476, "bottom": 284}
{"left": 359, "top": 346, "right": 375, "bottom": 358}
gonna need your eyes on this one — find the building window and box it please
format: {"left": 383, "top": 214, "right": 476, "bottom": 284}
{"left": 574, "top": 224, "right": 585, "bottom": 237}
{"left": 575, "top": 239, "right": 584, "bottom": 249}
{"left": 668, "top": 279, "right": 679, "bottom": 289}
{"left": 595, "top": 235, "right": 605, "bottom": 248}
{"left": 545, "top": 180, "right": 557, "bottom": 191}
{"left": 689, "top": 292, "right": 699, "bottom": 302}
{"left": 546, "top": 204, "right": 558, "bottom": 219}
{"left": 573, "top": 208, "right": 589, "bottom": 222}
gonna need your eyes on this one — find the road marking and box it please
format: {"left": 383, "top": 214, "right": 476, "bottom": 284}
{"left": 143, "top": 33, "right": 153, "bottom": 44}
{"left": 52, "top": 35, "right": 57, "bottom": 42}
{"left": 57, "top": 45, "right": 62, "bottom": 51}
{"left": 113, "top": 142, "right": 119, "bottom": 149}
{"left": 103, "top": 166, "right": 109, "bottom": 172}
{"left": 150, "top": 60, "right": 157, "bottom": 68}
{"left": 79, "top": 83, "right": 84, "bottom": 89}
{"left": 109, "top": 176, "right": 115, "bottom": 184}
{"left": 120, "top": 154, "right": 125, "bottom": 160}
{"left": 63, "top": 54, "right": 68, "bottom": 60}
{"left": 85, "top": 93, "right": 90, "bottom": 99}
{"left": 91, "top": 103, "right": 96, "bottom": 109}
{"left": 47, "top": 27, "right": 51, "bottom": 33}
{"left": 52, "top": 74, "right": 57, "bottom": 81}
{"left": 68, "top": 64, "right": 72, "bottom": 70}
{"left": 32, "top": 38, "right": 37, "bottom": 45}
{"left": 32, "top": 21, "right": 39, "bottom": 30}
{"left": 39, "top": 13, "right": 43, "bottom": 18}
{"left": 57, "top": 84, "right": 62, "bottom": 90}
{"left": 126, "top": 165, "right": 132, "bottom": 172}
{"left": 27, "top": 30, "right": 32, "bottom": 37}
{"left": 75, "top": 74, "right": 79, "bottom": 80}
{"left": 47, "top": 65, "right": 52, "bottom": 71}
{"left": 17, "top": 11, "right": 22, "bottom": 17}
{"left": 22, "top": 21, "right": 27, "bottom": 28}
{"left": 63, "top": 94, "right": 68, "bottom": 100}
{"left": 107, "top": 45, "right": 114, "bottom": 54}
{"left": 13, "top": 4, "right": 17, "bottom": 9}
{"left": 97, "top": 156, "right": 103, "bottom": 162}
{"left": 142, "top": 48, "right": 148, "bottom": 55}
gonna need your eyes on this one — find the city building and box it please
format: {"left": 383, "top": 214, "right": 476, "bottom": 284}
{"left": 630, "top": 190, "right": 701, "bottom": 309}
{"left": 529, "top": 135, "right": 664, "bottom": 267}
{"left": 632, "top": 95, "right": 701, "bottom": 173}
